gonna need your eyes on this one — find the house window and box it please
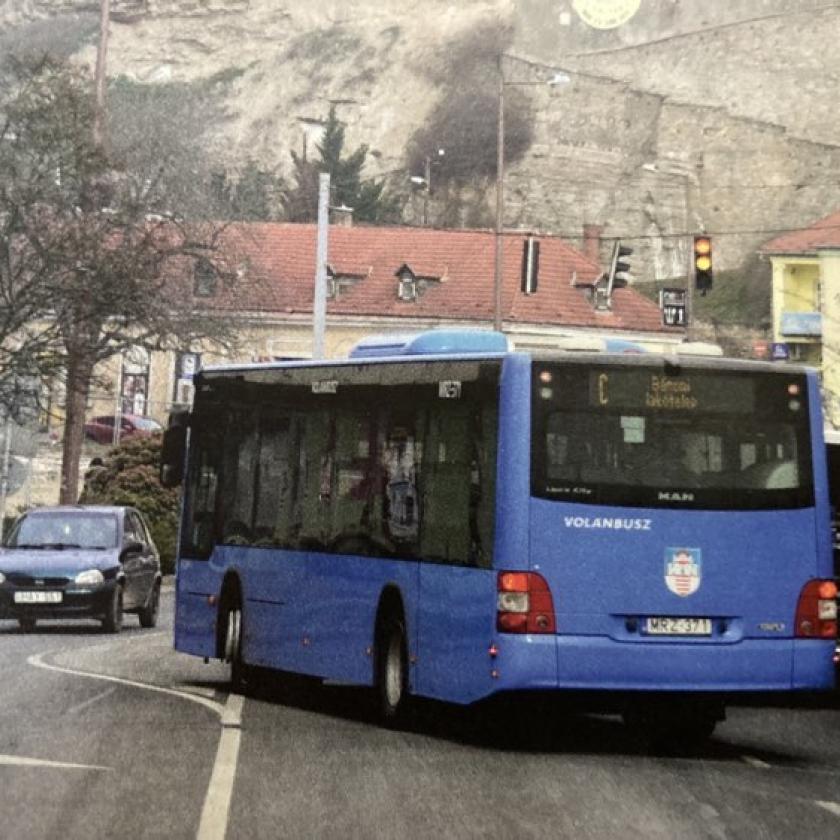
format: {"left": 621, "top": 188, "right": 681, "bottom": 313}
{"left": 398, "top": 276, "right": 417, "bottom": 301}
{"left": 194, "top": 259, "right": 218, "bottom": 297}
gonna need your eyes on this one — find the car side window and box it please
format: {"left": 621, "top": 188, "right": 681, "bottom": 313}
{"left": 135, "top": 513, "right": 154, "bottom": 548}
{"left": 124, "top": 512, "right": 144, "bottom": 545}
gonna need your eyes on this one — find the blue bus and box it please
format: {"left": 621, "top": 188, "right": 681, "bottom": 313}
{"left": 162, "top": 330, "right": 837, "bottom": 742}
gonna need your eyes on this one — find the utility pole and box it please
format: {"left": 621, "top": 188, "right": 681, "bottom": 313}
{"left": 0, "top": 411, "right": 12, "bottom": 544}
{"left": 493, "top": 54, "right": 505, "bottom": 333}
{"left": 93, "top": 0, "right": 111, "bottom": 148}
{"left": 312, "top": 172, "right": 330, "bottom": 359}
{"left": 423, "top": 156, "right": 431, "bottom": 226}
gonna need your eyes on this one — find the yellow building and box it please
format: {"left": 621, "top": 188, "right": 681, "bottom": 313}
{"left": 762, "top": 210, "right": 840, "bottom": 429}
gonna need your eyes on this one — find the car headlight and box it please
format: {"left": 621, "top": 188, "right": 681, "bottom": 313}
{"left": 0, "top": 572, "right": 5, "bottom": 584}
{"left": 74, "top": 569, "right": 104, "bottom": 586}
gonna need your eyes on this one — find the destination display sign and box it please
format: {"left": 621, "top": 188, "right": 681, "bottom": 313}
{"left": 588, "top": 370, "right": 756, "bottom": 413}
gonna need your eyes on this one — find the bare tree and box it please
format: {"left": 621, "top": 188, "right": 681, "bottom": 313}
{"left": 0, "top": 56, "right": 239, "bottom": 503}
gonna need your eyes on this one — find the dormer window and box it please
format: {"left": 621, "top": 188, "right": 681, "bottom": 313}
{"left": 395, "top": 264, "right": 417, "bottom": 301}
{"left": 194, "top": 258, "right": 217, "bottom": 297}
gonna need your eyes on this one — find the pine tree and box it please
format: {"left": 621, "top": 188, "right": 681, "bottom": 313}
{"left": 283, "top": 106, "right": 399, "bottom": 223}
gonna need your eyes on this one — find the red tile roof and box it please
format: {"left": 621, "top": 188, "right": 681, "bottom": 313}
{"left": 205, "top": 223, "right": 673, "bottom": 334}
{"left": 760, "top": 210, "right": 840, "bottom": 254}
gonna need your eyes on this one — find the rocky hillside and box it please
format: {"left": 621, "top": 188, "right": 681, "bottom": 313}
{"left": 2, "top": 0, "right": 838, "bottom": 300}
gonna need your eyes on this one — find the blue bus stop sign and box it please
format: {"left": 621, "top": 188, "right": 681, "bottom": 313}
{"left": 770, "top": 342, "right": 790, "bottom": 361}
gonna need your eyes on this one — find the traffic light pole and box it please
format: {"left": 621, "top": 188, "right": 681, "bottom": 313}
{"left": 685, "top": 237, "right": 695, "bottom": 341}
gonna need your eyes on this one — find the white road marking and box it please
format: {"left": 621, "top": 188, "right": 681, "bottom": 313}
{"left": 28, "top": 645, "right": 243, "bottom": 840}
{"left": 66, "top": 685, "right": 117, "bottom": 715}
{"left": 815, "top": 801, "right": 840, "bottom": 818}
{"left": 28, "top": 651, "right": 224, "bottom": 717}
{"left": 0, "top": 754, "right": 111, "bottom": 771}
{"left": 197, "top": 693, "right": 244, "bottom": 840}
{"left": 740, "top": 755, "right": 771, "bottom": 769}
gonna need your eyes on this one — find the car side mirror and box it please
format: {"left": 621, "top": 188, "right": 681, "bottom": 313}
{"left": 160, "top": 410, "right": 189, "bottom": 488}
{"left": 121, "top": 540, "right": 144, "bottom": 561}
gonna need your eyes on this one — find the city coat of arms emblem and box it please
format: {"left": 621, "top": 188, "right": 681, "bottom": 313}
{"left": 664, "top": 547, "right": 702, "bottom": 597}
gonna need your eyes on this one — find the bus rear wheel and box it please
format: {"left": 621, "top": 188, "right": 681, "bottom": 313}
{"left": 376, "top": 616, "right": 409, "bottom": 726}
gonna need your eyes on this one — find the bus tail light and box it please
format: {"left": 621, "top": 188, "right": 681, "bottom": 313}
{"left": 794, "top": 580, "right": 838, "bottom": 638}
{"left": 497, "top": 572, "right": 556, "bottom": 634}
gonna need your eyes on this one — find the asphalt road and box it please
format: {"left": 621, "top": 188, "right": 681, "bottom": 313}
{"left": 1, "top": 591, "right": 839, "bottom": 840}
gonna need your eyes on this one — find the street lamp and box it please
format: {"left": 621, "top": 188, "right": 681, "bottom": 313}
{"left": 410, "top": 148, "right": 445, "bottom": 226}
{"left": 493, "top": 57, "right": 571, "bottom": 331}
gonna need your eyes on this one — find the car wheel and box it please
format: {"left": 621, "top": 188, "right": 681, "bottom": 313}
{"left": 18, "top": 617, "right": 36, "bottom": 633}
{"left": 102, "top": 585, "right": 124, "bottom": 634}
{"left": 376, "top": 616, "right": 409, "bottom": 727}
{"left": 138, "top": 582, "right": 160, "bottom": 628}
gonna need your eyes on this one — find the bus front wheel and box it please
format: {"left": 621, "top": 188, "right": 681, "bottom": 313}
{"left": 222, "top": 602, "right": 249, "bottom": 694}
{"left": 376, "top": 616, "right": 409, "bottom": 726}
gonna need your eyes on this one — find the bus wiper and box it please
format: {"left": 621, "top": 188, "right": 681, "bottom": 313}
{"left": 40, "top": 542, "right": 83, "bottom": 550}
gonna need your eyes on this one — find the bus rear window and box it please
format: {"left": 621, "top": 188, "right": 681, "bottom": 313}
{"left": 531, "top": 363, "right": 814, "bottom": 510}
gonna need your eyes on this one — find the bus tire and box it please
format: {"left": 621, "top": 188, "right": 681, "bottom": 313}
{"left": 375, "top": 615, "right": 409, "bottom": 726}
{"left": 222, "top": 601, "right": 249, "bottom": 694}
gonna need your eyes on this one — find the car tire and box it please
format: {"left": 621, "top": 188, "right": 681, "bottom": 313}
{"left": 18, "top": 617, "right": 36, "bottom": 633}
{"left": 375, "top": 616, "right": 409, "bottom": 727}
{"left": 138, "top": 582, "right": 160, "bottom": 628}
{"left": 102, "top": 585, "right": 124, "bottom": 634}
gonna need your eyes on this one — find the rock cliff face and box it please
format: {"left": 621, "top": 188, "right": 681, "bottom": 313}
{"left": 1, "top": 0, "right": 837, "bottom": 285}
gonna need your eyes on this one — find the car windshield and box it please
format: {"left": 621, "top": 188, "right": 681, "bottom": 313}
{"left": 7, "top": 512, "right": 118, "bottom": 550}
{"left": 132, "top": 417, "right": 162, "bottom": 431}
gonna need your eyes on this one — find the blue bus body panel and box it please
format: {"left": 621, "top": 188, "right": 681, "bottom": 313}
{"left": 415, "top": 565, "right": 497, "bottom": 703}
{"left": 495, "top": 354, "right": 532, "bottom": 566}
{"left": 176, "top": 549, "right": 421, "bottom": 688}
{"left": 304, "top": 553, "right": 419, "bottom": 686}
{"left": 492, "top": 636, "right": 834, "bottom": 692}
{"left": 174, "top": 558, "right": 223, "bottom": 658}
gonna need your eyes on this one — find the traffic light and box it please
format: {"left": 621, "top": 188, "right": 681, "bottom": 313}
{"left": 607, "top": 240, "right": 633, "bottom": 292}
{"left": 694, "top": 235, "right": 713, "bottom": 295}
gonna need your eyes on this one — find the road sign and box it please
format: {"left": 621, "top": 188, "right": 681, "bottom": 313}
{"left": 660, "top": 288, "right": 687, "bottom": 327}
{"left": 770, "top": 342, "right": 790, "bottom": 361}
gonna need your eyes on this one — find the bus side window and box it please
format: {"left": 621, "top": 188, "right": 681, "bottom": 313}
{"left": 469, "top": 402, "right": 497, "bottom": 568}
{"left": 252, "top": 416, "right": 296, "bottom": 547}
{"left": 295, "top": 410, "right": 334, "bottom": 551}
{"left": 187, "top": 456, "right": 219, "bottom": 557}
{"left": 420, "top": 403, "right": 473, "bottom": 565}
{"left": 219, "top": 412, "right": 259, "bottom": 546}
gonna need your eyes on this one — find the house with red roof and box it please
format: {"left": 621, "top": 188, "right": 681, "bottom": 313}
{"left": 99, "top": 222, "right": 684, "bottom": 424}
{"left": 761, "top": 210, "right": 840, "bottom": 428}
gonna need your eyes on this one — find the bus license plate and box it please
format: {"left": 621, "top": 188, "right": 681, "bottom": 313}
{"left": 645, "top": 616, "right": 711, "bottom": 636}
{"left": 14, "top": 591, "right": 63, "bottom": 604}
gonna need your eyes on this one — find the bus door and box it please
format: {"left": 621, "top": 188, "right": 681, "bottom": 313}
{"left": 414, "top": 400, "right": 498, "bottom": 703}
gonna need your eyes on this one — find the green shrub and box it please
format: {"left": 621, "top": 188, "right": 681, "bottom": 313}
{"left": 79, "top": 435, "right": 180, "bottom": 574}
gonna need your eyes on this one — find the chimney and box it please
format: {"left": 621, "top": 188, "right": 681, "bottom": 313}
{"left": 582, "top": 224, "right": 602, "bottom": 264}
{"left": 330, "top": 204, "right": 354, "bottom": 227}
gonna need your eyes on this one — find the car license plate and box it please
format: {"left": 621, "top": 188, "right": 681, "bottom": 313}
{"left": 14, "top": 591, "right": 63, "bottom": 604}
{"left": 645, "top": 616, "right": 711, "bottom": 636}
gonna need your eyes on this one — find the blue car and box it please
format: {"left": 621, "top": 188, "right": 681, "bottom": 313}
{"left": 0, "top": 506, "right": 161, "bottom": 633}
